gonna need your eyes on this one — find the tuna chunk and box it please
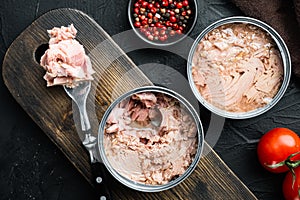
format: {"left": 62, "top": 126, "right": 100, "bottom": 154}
{"left": 40, "top": 24, "right": 95, "bottom": 88}
{"left": 132, "top": 93, "right": 157, "bottom": 108}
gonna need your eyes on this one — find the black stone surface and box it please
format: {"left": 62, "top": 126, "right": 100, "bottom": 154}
{"left": 1, "top": 0, "right": 300, "bottom": 199}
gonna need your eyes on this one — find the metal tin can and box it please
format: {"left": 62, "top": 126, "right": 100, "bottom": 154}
{"left": 98, "top": 86, "right": 204, "bottom": 192}
{"left": 187, "top": 16, "right": 291, "bottom": 119}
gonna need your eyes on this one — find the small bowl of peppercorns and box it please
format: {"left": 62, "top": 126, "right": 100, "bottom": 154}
{"left": 128, "top": 0, "right": 197, "bottom": 46}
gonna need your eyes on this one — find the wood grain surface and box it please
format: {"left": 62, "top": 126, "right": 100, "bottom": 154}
{"left": 2, "top": 8, "right": 257, "bottom": 199}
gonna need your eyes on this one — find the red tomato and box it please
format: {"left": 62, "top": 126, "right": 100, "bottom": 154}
{"left": 283, "top": 167, "right": 300, "bottom": 200}
{"left": 257, "top": 128, "right": 300, "bottom": 173}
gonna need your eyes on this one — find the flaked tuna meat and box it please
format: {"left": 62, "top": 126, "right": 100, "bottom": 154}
{"left": 103, "top": 92, "right": 198, "bottom": 185}
{"left": 131, "top": 105, "right": 149, "bottom": 123}
{"left": 47, "top": 24, "right": 77, "bottom": 44}
{"left": 40, "top": 24, "right": 95, "bottom": 88}
{"left": 132, "top": 92, "right": 157, "bottom": 108}
{"left": 192, "top": 23, "right": 283, "bottom": 113}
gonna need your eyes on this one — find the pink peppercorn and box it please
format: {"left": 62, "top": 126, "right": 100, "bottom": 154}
{"left": 170, "top": 16, "right": 177, "bottom": 23}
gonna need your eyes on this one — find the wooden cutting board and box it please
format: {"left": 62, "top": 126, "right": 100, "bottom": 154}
{"left": 2, "top": 8, "right": 257, "bottom": 199}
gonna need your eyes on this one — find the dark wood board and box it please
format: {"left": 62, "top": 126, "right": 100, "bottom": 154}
{"left": 2, "top": 8, "right": 257, "bottom": 199}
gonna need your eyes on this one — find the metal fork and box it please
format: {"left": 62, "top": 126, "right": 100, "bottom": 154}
{"left": 63, "top": 81, "right": 111, "bottom": 199}
{"left": 63, "top": 81, "right": 97, "bottom": 163}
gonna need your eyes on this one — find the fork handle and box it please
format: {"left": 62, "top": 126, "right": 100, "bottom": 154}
{"left": 91, "top": 162, "right": 112, "bottom": 200}
{"left": 78, "top": 103, "right": 91, "bottom": 131}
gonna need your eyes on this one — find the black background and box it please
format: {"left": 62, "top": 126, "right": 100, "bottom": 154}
{"left": 1, "top": 0, "right": 300, "bottom": 199}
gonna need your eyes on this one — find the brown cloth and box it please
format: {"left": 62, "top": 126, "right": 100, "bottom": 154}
{"left": 231, "top": 0, "right": 300, "bottom": 78}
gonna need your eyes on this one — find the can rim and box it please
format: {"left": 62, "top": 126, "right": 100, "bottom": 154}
{"left": 187, "top": 16, "right": 291, "bottom": 119}
{"left": 98, "top": 85, "right": 204, "bottom": 192}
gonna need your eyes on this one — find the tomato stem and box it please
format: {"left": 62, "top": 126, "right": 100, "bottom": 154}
{"left": 284, "top": 152, "right": 300, "bottom": 189}
{"left": 286, "top": 160, "right": 300, "bottom": 169}
{"left": 266, "top": 151, "right": 300, "bottom": 169}
{"left": 266, "top": 161, "right": 285, "bottom": 169}
{"left": 285, "top": 152, "right": 300, "bottom": 169}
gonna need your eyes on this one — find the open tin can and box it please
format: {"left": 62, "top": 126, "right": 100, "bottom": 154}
{"left": 187, "top": 16, "right": 291, "bottom": 119}
{"left": 98, "top": 86, "right": 204, "bottom": 192}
